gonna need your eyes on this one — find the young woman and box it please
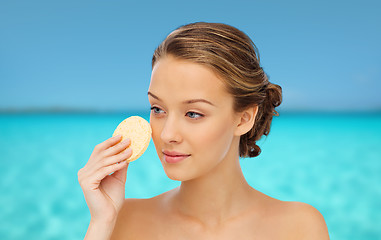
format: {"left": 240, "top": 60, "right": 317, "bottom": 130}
{"left": 78, "top": 22, "right": 330, "bottom": 239}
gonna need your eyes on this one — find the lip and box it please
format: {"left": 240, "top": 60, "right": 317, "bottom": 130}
{"left": 162, "top": 150, "right": 191, "bottom": 164}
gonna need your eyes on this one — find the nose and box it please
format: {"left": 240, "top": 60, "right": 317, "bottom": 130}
{"left": 160, "top": 115, "right": 182, "bottom": 144}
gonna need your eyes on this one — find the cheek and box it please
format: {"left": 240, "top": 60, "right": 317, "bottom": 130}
{"left": 150, "top": 121, "right": 160, "bottom": 142}
{"left": 150, "top": 117, "right": 163, "bottom": 152}
{"left": 192, "top": 119, "right": 235, "bottom": 159}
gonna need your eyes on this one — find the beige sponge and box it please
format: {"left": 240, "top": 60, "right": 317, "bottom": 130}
{"left": 112, "top": 116, "right": 152, "bottom": 162}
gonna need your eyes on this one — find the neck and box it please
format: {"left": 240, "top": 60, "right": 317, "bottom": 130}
{"left": 171, "top": 140, "right": 254, "bottom": 228}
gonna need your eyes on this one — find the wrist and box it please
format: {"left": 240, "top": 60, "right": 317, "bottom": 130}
{"left": 90, "top": 216, "right": 117, "bottom": 226}
{"left": 85, "top": 218, "right": 117, "bottom": 240}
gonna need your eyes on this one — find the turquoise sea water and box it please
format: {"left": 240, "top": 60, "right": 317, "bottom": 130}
{"left": 0, "top": 112, "right": 380, "bottom": 239}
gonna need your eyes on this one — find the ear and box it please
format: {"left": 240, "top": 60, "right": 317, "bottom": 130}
{"left": 234, "top": 105, "right": 258, "bottom": 136}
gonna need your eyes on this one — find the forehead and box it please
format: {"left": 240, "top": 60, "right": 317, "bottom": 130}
{"left": 149, "top": 56, "right": 230, "bottom": 104}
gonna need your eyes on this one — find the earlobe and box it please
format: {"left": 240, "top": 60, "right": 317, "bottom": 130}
{"left": 234, "top": 105, "right": 258, "bottom": 136}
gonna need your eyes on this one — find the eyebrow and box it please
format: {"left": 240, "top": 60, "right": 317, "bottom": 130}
{"left": 148, "top": 91, "right": 216, "bottom": 107}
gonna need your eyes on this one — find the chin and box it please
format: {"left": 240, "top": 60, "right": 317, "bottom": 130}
{"left": 165, "top": 173, "right": 183, "bottom": 181}
{"left": 161, "top": 163, "right": 194, "bottom": 182}
{"left": 162, "top": 165, "right": 186, "bottom": 181}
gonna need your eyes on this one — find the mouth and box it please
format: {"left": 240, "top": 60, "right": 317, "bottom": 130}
{"left": 162, "top": 150, "right": 191, "bottom": 164}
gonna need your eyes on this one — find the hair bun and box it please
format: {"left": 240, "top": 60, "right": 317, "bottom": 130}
{"left": 265, "top": 83, "right": 282, "bottom": 113}
{"left": 240, "top": 81, "right": 282, "bottom": 158}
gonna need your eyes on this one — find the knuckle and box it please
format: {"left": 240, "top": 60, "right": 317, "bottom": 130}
{"left": 77, "top": 168, "right": 84, "bottom": 182}
{"left": 94, "top": 144, "right": 102, "bottom": 152}
{"left": 78, "top": 176, "right": 83, "bottom": 185}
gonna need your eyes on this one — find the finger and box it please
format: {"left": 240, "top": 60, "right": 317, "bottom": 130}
{"left": 102, "top": 148, "right": 132, "bottom": 167}
{"left": 93, "top": 135, "right": 122, "bottom": 154}
{"left": 83, "top": 148, "right": 132, "bottom": 182}
{"left": 81, "top": 160, "right": 128, "bottom": 192}
{"left": 87, "top": 135, "right": 123, "bottom": 166}
{"left": 94, "top": 160, "right": 128, "bottom": 183}
{"left": 102, "top": 138, "right": 131, "bottom": 157}
{"left": 112, "top": 162, "right": 129, "bottom": 184}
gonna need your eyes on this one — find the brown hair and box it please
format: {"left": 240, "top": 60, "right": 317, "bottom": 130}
{"left": 152, "top": 22, "right": 282, "bottom": 158}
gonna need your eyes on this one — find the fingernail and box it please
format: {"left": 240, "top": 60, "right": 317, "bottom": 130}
{"left": 122, "top": 139, "right": 130, "bottom": 144}
{"left": 114, "top": 134, "right": 122, "bottom": 139}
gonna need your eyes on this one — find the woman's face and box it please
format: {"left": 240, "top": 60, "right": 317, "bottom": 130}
{"left": 148, "top": 55, "right": 241, "bottom": 181}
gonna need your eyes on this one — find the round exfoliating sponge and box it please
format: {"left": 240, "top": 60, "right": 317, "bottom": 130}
{"left": 112, "top": 116, "right": 152, "bottom": 162}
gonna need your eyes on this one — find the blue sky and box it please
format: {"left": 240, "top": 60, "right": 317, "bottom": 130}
{"left": 1, "top": 0, "right": 380, "bottom": 112}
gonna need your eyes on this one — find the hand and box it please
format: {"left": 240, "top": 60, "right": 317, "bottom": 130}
{"left": 78, "top": 135, "right": 132, "bottom": 223}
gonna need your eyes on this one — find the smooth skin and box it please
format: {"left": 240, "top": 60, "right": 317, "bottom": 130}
{"left": 78, "top": 136, "right": 132, "bottom": 239}
{"left": 79, "top": 55, "right": 330, "bottom": 239}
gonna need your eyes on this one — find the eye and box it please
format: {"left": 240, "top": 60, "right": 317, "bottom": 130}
{"left": 150, "top": 106, "right": 165, "bottom": 115}
{"left": 186, "top": 111, "right": 204, "bottom": 119}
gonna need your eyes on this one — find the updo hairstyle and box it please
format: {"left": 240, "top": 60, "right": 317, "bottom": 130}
{"left": 152, "top": 22, "right": 282, "bottom": 158}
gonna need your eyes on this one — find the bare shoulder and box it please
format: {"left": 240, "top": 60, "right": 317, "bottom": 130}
{"left": 110, "top": 198, "right": 151, "bottom": 239}
{"left": 278, "top": 201, "right": 330, "bottom": 239}
{"left": 110, "top": 192, "right": 170, "bottom": 240}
